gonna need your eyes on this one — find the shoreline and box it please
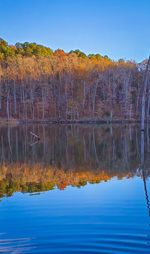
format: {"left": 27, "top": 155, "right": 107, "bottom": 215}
{"left": 0, "top": 118, "right": 149, "bottom": 126}
{"left": 2, "top": 118, "right": 145, "bottom": 125}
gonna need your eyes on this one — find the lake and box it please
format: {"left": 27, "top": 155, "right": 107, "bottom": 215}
{"left": 0, "top": 124, "right": 150, "bottom": 253}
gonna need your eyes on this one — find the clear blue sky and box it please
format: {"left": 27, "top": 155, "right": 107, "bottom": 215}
{"left": 0, "top": 0, "right": 149, "bottom": 62}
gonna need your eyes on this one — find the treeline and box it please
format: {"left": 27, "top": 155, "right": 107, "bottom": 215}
{"left": 0, "top": 38, "right": 109, "bottom": 59}
{"left": 0, "top": 38, "right": 148, "bottom": 121}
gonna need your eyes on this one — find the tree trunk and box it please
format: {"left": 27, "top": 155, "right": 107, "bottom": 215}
{"left": 6, "top": 89, "right": 10, "bottom": 120}
{"left": 141, "top": 56, "right": 150, "bottom": 131}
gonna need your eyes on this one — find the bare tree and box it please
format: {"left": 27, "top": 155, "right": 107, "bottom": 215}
{"left": 141, "top": 56, "right": 150, "bottom": 131}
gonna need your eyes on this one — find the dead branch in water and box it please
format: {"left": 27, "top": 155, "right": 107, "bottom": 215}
{"left": 30, "top": 131, "right": 40, "bottom": 140}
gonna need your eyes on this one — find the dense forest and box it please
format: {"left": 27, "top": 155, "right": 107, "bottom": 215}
{"left": 0, "top": 38, "right": 149, "bottom": 122}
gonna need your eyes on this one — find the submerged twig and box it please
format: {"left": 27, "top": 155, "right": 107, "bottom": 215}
{"left": 30, "top": 131, "right": 40, "bottom": 140}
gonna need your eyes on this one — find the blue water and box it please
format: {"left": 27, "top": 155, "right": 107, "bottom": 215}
{"left": 0, "top": 177, "right": 150, "bottom": 253}
{"left": 0, "top": 125, "right": 150, "bottom": 253}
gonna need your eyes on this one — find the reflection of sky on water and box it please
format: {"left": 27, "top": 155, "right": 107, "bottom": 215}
{"left": 0, "top": 177, "right": 150, "bottom": 253}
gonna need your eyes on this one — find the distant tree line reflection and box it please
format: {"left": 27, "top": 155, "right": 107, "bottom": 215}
{"left": 0, "top": 124, "right": 149, "bottom": 199}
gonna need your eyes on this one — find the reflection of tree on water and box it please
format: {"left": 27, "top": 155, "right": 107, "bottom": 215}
{"left": 142, "top": 169, "right": 150, "bottom": 217}
{"left": 0, "top": 125, "right": 140, "bottom": 167}
{"left": 140, "top": 129, "right": 150, "bottom": 217}
{"left": 140, "top": 56, "right": 150, "bottom": 218}
{"left": 140, "top": 125, "right": 150, "bottom": 246}
{"left": 0, "top": 125, "right": 150, "bottom": 198}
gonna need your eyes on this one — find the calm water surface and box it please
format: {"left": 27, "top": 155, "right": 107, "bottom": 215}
{"left": 0, "top": 124, "right": 150, "bottom": 254}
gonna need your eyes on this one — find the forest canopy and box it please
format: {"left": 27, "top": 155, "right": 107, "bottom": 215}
{"left": 0, "top": 38, "right": 148, "bottom": 122}
{"left": 0, "top": 38, "right": 111, "bottom": 60}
